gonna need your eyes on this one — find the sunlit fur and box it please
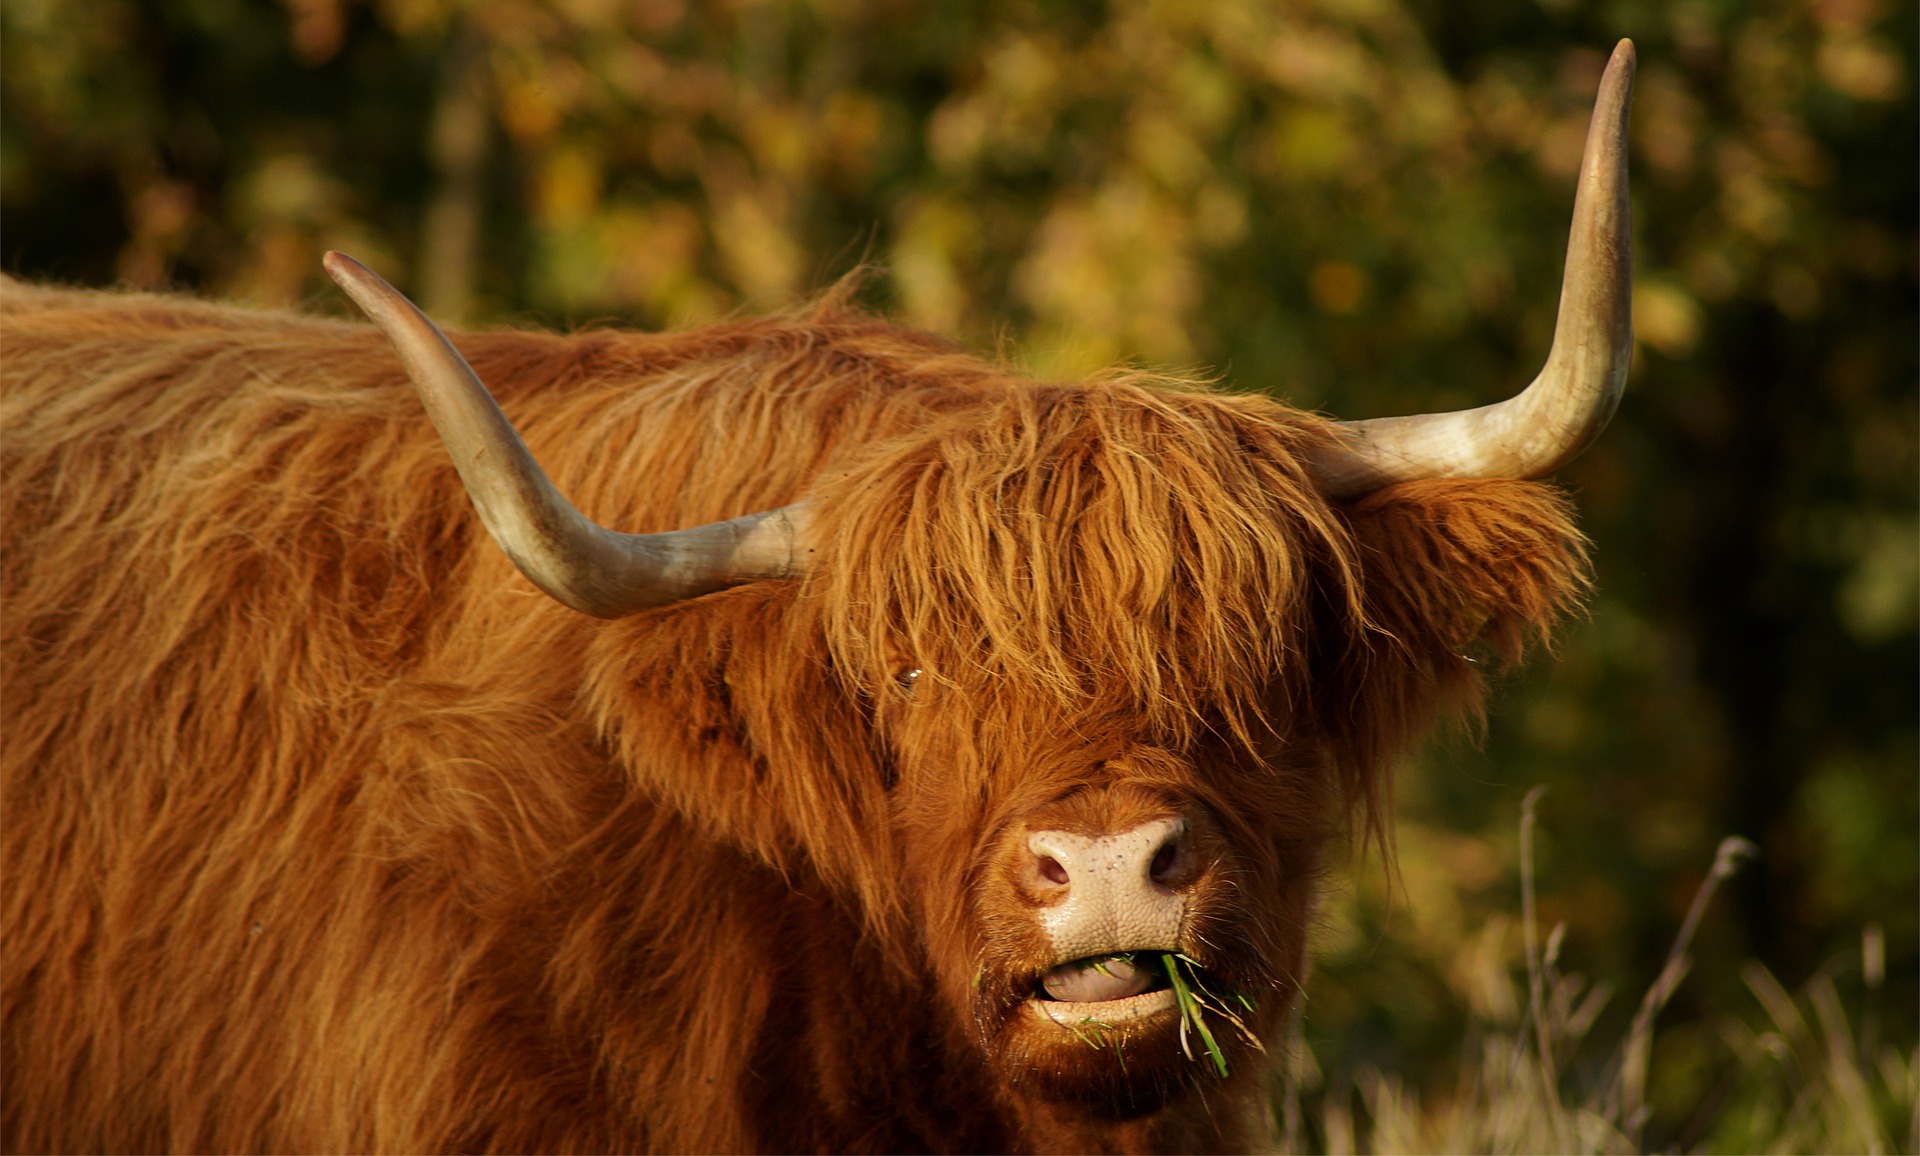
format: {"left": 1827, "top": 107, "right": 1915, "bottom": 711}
{"left": 2, "top": 275, "right": 1588, "bottom": 1153}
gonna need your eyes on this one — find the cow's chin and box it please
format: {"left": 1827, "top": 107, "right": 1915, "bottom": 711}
{"left": 982, "top": 956, "right": 1245, "bottom": 1118}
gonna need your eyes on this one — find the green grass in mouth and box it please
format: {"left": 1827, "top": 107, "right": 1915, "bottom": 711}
{"left": 1161, "top": 952, "right": 1263, "bottom": 1079}
{"left": 1049, "top": 951, "right": 1264, "bottom": 1079}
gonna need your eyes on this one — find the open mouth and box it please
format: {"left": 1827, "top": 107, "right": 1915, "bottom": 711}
{"left": 1024, "top": 952, "right": 1262, "bottom": 1076}
{"left": 1023, "top": 952, "right": 1181, "bottom": 1025}
{"left": 1034, "top": 952, "right": 1173, "bottom": 1004}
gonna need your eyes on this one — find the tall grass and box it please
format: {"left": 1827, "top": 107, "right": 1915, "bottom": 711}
{"left": 1277, "top": 791, "right": 1916, "bottom": 1154}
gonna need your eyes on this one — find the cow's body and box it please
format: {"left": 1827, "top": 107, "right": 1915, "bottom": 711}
{"left": 1, "top": 281, "right": 999, "bottom": 1151}
{"left": 0, "top": 274, "right": 1591, "bottom": 1152}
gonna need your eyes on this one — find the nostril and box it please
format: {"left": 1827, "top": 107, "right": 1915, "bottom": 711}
{"left": 1037, "top": 856, "right": 1069, "bottom": 886}
{"left": 1148, "top": 839, "right": 1183, "bottom": 885}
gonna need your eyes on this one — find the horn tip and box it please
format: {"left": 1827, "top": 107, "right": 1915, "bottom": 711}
{"left": 1594, "top": 40, "right": 1637, "bottom": 135}
{"left": 322, "top": 251, "right": 384, "bottom": 301}
{"left": 1609, "top": 39, "right": 1637, "bottom": 77}
{"left": 322, "top": 252, "right": 408, "bottom": 325}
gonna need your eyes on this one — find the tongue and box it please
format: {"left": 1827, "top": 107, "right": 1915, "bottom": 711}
{"left": 1042, "top": 955, "right": 1155, "bottom": 1003}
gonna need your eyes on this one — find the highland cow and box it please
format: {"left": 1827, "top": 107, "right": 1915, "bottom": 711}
{"left": 1, "top": 43, "right": 1634, "bottom": 1155}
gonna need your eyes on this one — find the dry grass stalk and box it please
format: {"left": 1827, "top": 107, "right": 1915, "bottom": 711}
{"left": 1278, "top": 807, "right": 1910, "bottom": 1155}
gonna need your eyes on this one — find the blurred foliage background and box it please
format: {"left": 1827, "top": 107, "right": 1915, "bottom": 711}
{"left": 3, "top": 0, "right": 1913, "bottom": 1146}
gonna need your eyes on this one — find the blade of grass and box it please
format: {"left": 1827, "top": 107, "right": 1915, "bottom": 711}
{"left": 1518, "top": 787, "right": 1566, "bottom": 1151}
{"left": 1172, "top": 954, "right": 1265, "bottom": 1051}
{"left": 1164, "top": 953, "right": 1229, "bottom": 1077}
{"left": 1618, "top": 835, "right": 1757, "bottom": 1134}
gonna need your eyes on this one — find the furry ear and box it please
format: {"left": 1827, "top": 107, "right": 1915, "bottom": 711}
{"left": 1347, "top": 478, "right": 1590, "bottom": 667}
{"left": 584, "top": 584, "right": 904, "bottom": 931}
{"left": 1315, "top": 478, "right": 1591, "bottom": 836}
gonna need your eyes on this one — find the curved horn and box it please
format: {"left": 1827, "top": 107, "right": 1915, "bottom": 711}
{"left": 323, "top": 251, "right": 810, "bottom": 618}
{"left": 1309, "top": 39, "right": 1636, "bottom": 500}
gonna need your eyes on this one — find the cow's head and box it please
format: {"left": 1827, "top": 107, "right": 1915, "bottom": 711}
{"left": 784, "top": 388, "right": 1589, "bottom": 1120}
{"left": 328, "top": 40, "right": 1632, "bottom": 1129}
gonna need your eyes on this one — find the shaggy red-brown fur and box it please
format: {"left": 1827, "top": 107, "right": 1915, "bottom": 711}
{"left": 1, "top": 275, "right": 1588, "bottom": 1153}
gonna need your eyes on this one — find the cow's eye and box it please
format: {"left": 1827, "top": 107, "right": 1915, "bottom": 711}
{"left": 896, "top": 667, "right": 923, "bottom": 696}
